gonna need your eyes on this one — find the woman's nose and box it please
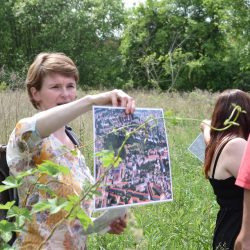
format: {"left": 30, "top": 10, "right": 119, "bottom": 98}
{"left": 60, "top": 87, "right": 70, "bottom": 98}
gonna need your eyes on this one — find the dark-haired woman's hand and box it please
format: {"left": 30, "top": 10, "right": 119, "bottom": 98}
{"left": 200, "top": 119, "right": 211, "bottom": 145}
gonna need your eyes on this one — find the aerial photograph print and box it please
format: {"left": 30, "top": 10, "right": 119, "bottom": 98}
{"left": 93, "top": 106, "right": 173, "bottom": 210}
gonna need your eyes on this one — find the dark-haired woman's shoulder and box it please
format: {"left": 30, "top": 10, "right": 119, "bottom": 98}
{"left": 222, "top": 137, "right": 247, "bottom": 178}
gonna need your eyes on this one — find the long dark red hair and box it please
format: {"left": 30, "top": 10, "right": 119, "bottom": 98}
{"left": 204, "top": 89, "right": 250, "bottom": 178}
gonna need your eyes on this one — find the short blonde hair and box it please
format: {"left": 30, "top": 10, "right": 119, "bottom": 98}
{"left": 26, "top": 52, "right": 79, "bottom": 109}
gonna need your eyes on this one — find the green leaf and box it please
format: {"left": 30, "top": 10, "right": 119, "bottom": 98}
{"left": 114, "top": 157, "right": 122, "bottom": 168}
{"left": 63, "top": 195, "right": 82, "bottom": 219}
{"left": 96, "top": 150, "right": 115, "bottom": 168}
{"left": 93, "top": 190, "right": 102, "bottom": 196}
{"left": 7, "top": 206, "right": 30, "bottom": 219}
{"left": 164, "top": 110, "right": 179, "bottom": 125}
{"left": 84, "top": 188, "right": 101, "bottom": 200}
{"left": 67, "top": 194, "right": 81, "bottom": 203}
{"left": 9, "top": 206, "right": 32, "bottom": 229}
{"left": 47, "top": 198, "right": 68, "bottom": 214}
{"left": 2, "top": 176, "right": 22, "bottom": 188}
{"left": 63, "top": 202, "right": 74, "bottom": 214}
{"left": 15, "top": 168, "right": 37, "bottom": 179}
{"left": 36, "top": 184, "right": 56, "bottom": 197}
{"left": 14, "top": 216, "right": 27, "bottom": 229}
{"left": 0, "top": 201, "right": 16, "bottom": 210}
{"left": 0, "top": 242, "right": 15, "bottom": 250}
{"left": 0, "top": 185, "right": 13, "bottom": 193}
{"left": 31, "top": 198, "right": 68, "bottom": 215}
{"left": 0, "top": 220, "right": 16, "bottom": 242}
{"left": 37, "top": 160, "right": 70, "bottom": 176}
{"left": 31, "top": 201, "right": 51, "bottom": 214}
{"left": 70, "top": 149, "right": 78, "bottom": 156}
{"left": 64, "top": 195, "right": 80, "bottom": 213}
{"left": 0, "top": 175, "right": 22, "bottom": 192}
{"left": 1, "top": 231, "right": 13, "bottom": 243}
{"left": 164, "top": 110, "right": 174, "bottom": 118}
{"left": 81, "top": 179, "right": 92, "bottom": 191}
{"left": 0, "top": 220, "right": 16, "bottom": 231}
{"left": 76, "top": 209, "right": 92, "bottom": 230}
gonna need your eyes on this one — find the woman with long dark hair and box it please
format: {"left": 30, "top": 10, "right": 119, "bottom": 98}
{"left": 201, "top": 89, "right": 250, "bottom": 250}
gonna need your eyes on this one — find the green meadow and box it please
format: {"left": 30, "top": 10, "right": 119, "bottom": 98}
{"left": 0, "top": 90, "right": 219, "bottom": 249}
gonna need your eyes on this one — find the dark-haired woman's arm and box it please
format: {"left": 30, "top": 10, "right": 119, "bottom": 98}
{"left": 200, "top": 119, "right": 211, "bottom": 146}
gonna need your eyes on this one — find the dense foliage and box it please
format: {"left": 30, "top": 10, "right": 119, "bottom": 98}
{"left": 0, "top": 0, "right": 249, "bottom": 91}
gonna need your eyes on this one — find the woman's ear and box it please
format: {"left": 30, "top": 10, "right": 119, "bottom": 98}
{"left": 30, "top": 87, "right": 41, "bottom": 103}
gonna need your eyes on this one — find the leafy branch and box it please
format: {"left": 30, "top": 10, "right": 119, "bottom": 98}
{"left": 0, "top": 104, "right": 246, "bottom": 249}
{"left": 38, "top": 116, "right": 158, "bottom": 249}
{"left": 165, "top": 103, "right": 246, "bottom": 132}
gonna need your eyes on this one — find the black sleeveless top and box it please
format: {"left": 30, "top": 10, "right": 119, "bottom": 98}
{"left": 208, "top": 142, "right": 243, "bottom": 250}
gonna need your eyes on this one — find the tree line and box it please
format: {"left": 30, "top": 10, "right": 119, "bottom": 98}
{"left": 0, "top": 0, "right": 249, "bottom": 91}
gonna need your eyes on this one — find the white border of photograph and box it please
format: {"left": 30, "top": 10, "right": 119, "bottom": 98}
{"left": 93, "top": 106, "right": 173, "bottom": 211}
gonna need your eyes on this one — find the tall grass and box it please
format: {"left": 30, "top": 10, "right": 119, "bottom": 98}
{"left": 0, "top": 89, "right": 219, "bottom": 249}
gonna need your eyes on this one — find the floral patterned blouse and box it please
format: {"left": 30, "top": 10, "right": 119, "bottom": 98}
{"left": 7, "top": 116, "right": 94, "bottom": 250}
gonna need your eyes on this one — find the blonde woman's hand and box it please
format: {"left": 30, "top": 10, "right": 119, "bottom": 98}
{"left": 110, "top": 89, "right": 135, "bottom": 114}
{"left": 108, "top": 215, "right": 127, "bottom": 235}
{"left": 91, "top": 89, "right": 135, "bottom": 114}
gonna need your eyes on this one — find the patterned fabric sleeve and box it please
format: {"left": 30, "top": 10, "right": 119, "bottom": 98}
{"left": 236, "top": 135, "right": 250, "bottom": 190}
{"left": 7, "top": 116, "right": 43, "bottom": 175}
